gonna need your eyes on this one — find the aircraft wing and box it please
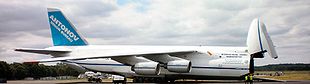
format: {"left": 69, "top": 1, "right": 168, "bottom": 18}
{"left": 26, "top": 50, "right": 197, "bottom": 63}
{"left": 15, "top": 48, "right": 71, "bottom": 55}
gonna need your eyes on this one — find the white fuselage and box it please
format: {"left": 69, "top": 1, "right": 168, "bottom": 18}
{"left": 50, "top": 45, "right": 250, "bottom": 79}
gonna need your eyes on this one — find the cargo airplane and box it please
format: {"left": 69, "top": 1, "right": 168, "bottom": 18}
{"left": 15, "top": 8, "right": 278, "bottom": 83}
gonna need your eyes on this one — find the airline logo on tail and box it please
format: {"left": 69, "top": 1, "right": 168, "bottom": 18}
{"left": 49, "top": 15, "right": 79, "bottom": 42}
{"left": 48, "top": 8, "right": 88, "bottom": 46}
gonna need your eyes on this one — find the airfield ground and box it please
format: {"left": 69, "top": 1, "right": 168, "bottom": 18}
{"left": 256, "top": 71, "right": 310, "bottom": 80}
{"left": 7, "top": 79, "right": 310, "bottom": 84}
{"left": 7, "top": 71, "right": 310, "bottom": 84}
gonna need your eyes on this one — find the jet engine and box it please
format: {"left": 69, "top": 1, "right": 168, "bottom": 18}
{"left": 167, "top": 60, "right": 191, "bottom": 73}
{"left": 132, "top": 62, "right": 160, "bottom": 75}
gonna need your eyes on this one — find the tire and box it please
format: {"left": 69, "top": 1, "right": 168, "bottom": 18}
{"left": 87, "top": 78, "right": 92, "bottom": 82}
{"left": 0, "top": 78, "right": 7, "bottom": 83}
{"left": 96, "top": 78, "right": 101, "bottom": 83}
{"left": 123, "top": 78, "right": 127, "bottom": 83}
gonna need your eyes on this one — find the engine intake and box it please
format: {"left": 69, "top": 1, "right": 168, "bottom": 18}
{"left": 132, "top": 62, "right": 160, "bottom": 75}
{"left": 167, "top": 60, "right": 191, "bottom": 73}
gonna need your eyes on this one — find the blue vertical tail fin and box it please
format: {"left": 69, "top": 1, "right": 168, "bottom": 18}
{"left": 47, "top": 8, "right": 88, "bottom": 46}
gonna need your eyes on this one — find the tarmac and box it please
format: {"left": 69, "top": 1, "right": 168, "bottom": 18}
{"left": 6, "top": 79, "right": 310, "bottom": 84}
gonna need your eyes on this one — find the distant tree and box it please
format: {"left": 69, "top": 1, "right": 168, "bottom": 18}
{"left": 0, "top": 61, "right": 82, "bottom": 80}
{"left": 37, "top": 64, "right": 48, "bottom": 77}
{"left": 255, "top": 63, "right": 310, "bottom": 71}
{"left": 0, "top": 61, "right": 10, "bottom": 79}
{"left": 55, "top": 63, "right": 80, "bottom": 76}
{"left": 48, "top": 66, "right": 57, "bottom": 77}
{"left": 56, "top": 63, "right": 67, "bottom": 76}
{"left": 24, "top": 63, "right": 41, "bottom": 79}
{"left": 65, "top": 65, "right": 80, "bottom": 76}
{"left": 9, "top": 63, "right": 27, "bottom": 80}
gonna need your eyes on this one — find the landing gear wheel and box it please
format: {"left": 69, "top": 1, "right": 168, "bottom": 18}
{"left": 133, "top": 77, "right": 144, "bottom": 83}
{"left": 95, "top": 78, "right": 101, "bottom": 83}
{"left": 88, "top": 78, "right": 91, "bottom": 82}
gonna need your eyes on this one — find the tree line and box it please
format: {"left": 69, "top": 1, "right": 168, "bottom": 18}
{"left": 255, "top": 63, "right": 310, "bottom": 71}
{"left": 0, "top": 61, "right": 80, "bottom": 80}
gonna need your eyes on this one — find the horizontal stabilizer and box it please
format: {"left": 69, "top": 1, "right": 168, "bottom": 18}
{"left": 15, "top": 48, "right": 71, "bottom": 55}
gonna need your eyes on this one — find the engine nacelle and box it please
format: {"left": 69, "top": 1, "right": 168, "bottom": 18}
{"left": 132, "top": 62, "right": 160, "bottom": 75}
{"left": 167, "top": 60, "right": 191, "bottom": 73}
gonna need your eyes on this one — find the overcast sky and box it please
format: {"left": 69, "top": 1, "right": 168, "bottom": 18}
{"left": 0, "top": 0, "right": 309, "bottom": 66}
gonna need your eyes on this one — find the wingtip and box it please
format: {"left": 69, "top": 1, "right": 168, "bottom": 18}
{"left": 14, "top": 48, "right": 22, "bottom": 51}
